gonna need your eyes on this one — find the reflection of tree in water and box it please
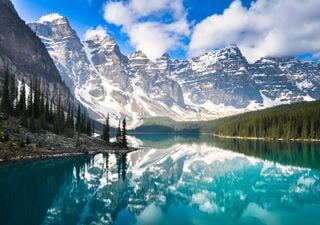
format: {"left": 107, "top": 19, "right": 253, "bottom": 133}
{"left": 212, "top": 137, "right": 320, "bottom": 170}
{"left": 115, "top": 153, "right": 128, "bottom": 182}
{"left": 4, "top": 140, "right": 320, "bottom": 225}
{"left": 103, "top": 153, "right": 109, "bottom": 183}
{"left": 0, "top": 157, "right": 89, "bottom": 225}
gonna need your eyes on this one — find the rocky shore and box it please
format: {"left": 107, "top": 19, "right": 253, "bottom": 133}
{"left": 0, "top": 118, "right": 138, "bottom": 162}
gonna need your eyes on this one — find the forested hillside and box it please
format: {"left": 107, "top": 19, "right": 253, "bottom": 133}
{"left": 135, "top": 101, "right": 320, "bottom": 140}
{"left": 215, "top": 100, "right": 320, "bottom": 139}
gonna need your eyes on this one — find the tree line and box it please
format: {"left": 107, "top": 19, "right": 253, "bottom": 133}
{"left": 215, "top": 101, "right": 320, "bottom": 139}
{"left": 0, "top": 66, "right": 128, "bottom": 148}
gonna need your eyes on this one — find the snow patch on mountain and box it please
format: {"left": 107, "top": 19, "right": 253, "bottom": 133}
{"left": 29, "top": 14, "right": 320, "bottom": 128}
{"left": 37, "top": 13, "right": 64, "bottom": 23}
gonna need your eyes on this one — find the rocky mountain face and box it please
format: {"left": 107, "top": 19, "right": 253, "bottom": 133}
{"left": 28, "top": 14, "right": 320, "bottom": 127}
{"left": 0, "top": 1, "right": 70, "bottom": 103}
{"left": 28, "top": 14, "right": 92, "bottom": 92}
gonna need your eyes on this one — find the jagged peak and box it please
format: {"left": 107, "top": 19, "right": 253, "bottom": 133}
{"left": 159, "top": 52, "right": 170, "bottom": 60}
{"left": 37, "top": 13, "right": 66, "bottom": 24}
{"left": 85, "top": 35, "right": 116, "bottom": 47}
{"left": 193, "top": 44, "right": 243, "bottom": 60}
{"left": 84, "top": 27, "right": 110, "bottom": 42}
{"left": 254, "top": 56, "right": 299, "bottom": 65}
{"left": 128, "top": 50, "right": 149, "bottom": 60}
{"left": 218, "top": 44, "right": 242, "bottom": 55}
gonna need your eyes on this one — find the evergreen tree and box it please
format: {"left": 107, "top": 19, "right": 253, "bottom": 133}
{"left": 33, "top": 78, "right": 40, "bottom": 118}
{"left": 81, "top": 110, "right": 87, "bottom": 133}
{"left": 76, "top": 105, "right": 81, "bottom": 132}
{"left": 92, "top": 120, "right": 95, "bottom": 136}
{"left": 1, "top": 66, "right": 11, "bottom": 114}
{"left": 9, "top": 73, "right": 17, "bottom": 112}
{"left": 49, "top": 97, "right": 54, "bottom": 123}
{"left": 116, "top": 120, "right": 121, "bottom": 145}
{"left": 121, "top": 118, "right": 127, "bottom": 148}
{"left": 40, "top": 92, "right": 45, "bottom": 116}
{"left": 86, "top": 118, "right": 92, "bottom": 136}
{"left": 45, "top": 94, "right": 49, "bottom": 122}
{"left": 66, "top": 101, "right": 73, "bottom": 130}
{"left": 27, "top": 80, "right": 33, "bottom": 117}
{"left": 17, "top": 78, "right": 26, "bottom": 115}
{"left": 103, "top": 114, "right": 110, "bottom": 144}
{"left": 70, "top": 105, "right": 74, "bottom": 130}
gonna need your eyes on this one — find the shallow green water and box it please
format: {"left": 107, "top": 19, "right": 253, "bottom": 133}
{"left": 1, "top": 135, "right": 320, "bottom": 225}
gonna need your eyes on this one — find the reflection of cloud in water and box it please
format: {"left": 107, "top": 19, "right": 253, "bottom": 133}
{"left": 136, "top": 204, "right": 163, "bottom": 225}
{"left": 191, "top": 191, "right": 218, "bottom": 213}
{"left": 38, "top": 138, "right": 320, "bottom": 225}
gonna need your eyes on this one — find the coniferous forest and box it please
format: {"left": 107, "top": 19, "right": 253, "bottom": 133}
{"left": 215, "top": 100, "right": 320, "bottom": 139}
{"left": 0, "top": 66, "right": 128, "bottom": 148}
{"left": 0, "top": 66, "right": 93, "bottom": 137}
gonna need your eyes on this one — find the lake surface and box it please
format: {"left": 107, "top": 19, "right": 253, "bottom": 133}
{"left": 1, "top": 135, "right": 320, "bottom": 225}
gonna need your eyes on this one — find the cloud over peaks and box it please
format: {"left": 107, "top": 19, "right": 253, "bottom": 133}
{"left": 103, "top": 0, "right": 189, "bottom": 60}
{"left": 84, "top": 25, "right": 108, "bottom": 40}
{"left": 188, "top": 0, "right": 320, "bottom": 62}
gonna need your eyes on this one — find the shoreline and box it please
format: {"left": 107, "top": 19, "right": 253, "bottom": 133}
{"left": 0, "top": 147, "right": 139, "bottom": 163}
{"left": 213, "top": 134, "right": 320, "bottom": 142}
{"left": 0, "top": 117, "right": 139, "bottom": 163}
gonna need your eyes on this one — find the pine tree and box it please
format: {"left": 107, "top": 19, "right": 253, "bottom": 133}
{"left": 86, "top": 118, "right": 91, "bottom": 136}
{"left": 33, "top": 78, "right": 40, "bottom": 118}
{"left": 121, "top": 118, "right": 127, "bottom": 148}
{"left": 17, "top": 78, "right": 26, "bottom": 115}
{"left": 66, "top": 101, "right": 72, "bottom": 129}
{"left": 45, "top": 94, "right": 49, "bottom": 122}
{"left": 116, "top": 120, "right": 121, "bottom": 145}
{"left": 27, "top": 79, "right": 33, "bottom": 117}
{"left": 81, "top": 110, "right": 87, "bottom": 133}
{"left": 76, "top": 105, "right": 81, "bottom": 132}
{"left": 70, "top": 105, "right": 74, "bottom": 131}
{"left": 49, "top": 97, "right": 54, "bottom": 123}
{"left": 40, "top": 92, "right": 45, "bottom": 116}
{"left": 60, "top": 102, "right": 65, "bottom": 125}
{"left": 1, "top": 66, "right": 11, "bottom": 114}
{"left": 103, "top": 114, "right": 110, "bottom": 145}
{"left": 9, "top": 73, "right": 17, "bottom": 112}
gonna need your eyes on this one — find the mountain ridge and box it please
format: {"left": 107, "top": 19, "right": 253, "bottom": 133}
{"left": 28, "top": 13, "right": 320, "bottom": 127}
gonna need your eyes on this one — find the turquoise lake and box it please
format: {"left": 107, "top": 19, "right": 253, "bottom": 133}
{"left": 1, "top": 135, "right": 320, "bottom": 225}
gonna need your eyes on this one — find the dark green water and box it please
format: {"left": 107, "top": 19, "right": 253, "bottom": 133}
{"left": 1, "top": 135, "right": 320, "bottom": 225}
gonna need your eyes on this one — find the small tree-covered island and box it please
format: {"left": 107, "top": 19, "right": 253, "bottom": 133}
{"left": 1, "top": 0, "right": 320, "bottom": 225}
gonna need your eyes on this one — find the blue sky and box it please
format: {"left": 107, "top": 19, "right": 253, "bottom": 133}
{"left": 11, "top": 0, "right": 320, "bottom": 62}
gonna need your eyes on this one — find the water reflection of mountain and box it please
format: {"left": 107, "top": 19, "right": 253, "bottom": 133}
{"left": 34, "top": 144, "right": 320, "bottom": 223}
{"left": 1, "top": 138, "right": 320, "bottom": 225}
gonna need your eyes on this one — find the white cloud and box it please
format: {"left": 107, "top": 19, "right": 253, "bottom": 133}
{"left": 103, "top": 1, "right": 134, "bottom": 26}
{"left": 189, "top": 0, "right": 320, "bottom": 62}
{"left": 103, "top": 0, "right": 189, "bottom": 60}
{"left": 84, "top": 25, "right": 108, "bottom": 40}
{"left": 128, "top": 22, "right": 175, "bottom": 59}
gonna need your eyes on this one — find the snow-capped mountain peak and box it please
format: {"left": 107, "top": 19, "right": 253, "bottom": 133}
{"left": 159, "top": 52, "right": 171, "bottom": 60}
{"left": 128, "top": 50, "right": 149, "bottom": 60}
{"left": 37, "top": 13, "right": 66, "bottom": 24}
{"left": 28, "top": 15, "right": 320, "bottom": 128}
{"left": 85, "top": 29, "right": 110, "bottom": 42}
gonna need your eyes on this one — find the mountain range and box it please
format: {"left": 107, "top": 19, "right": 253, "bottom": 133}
{"left": 27, "top": 13, "right": 320, "bottom": 127}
